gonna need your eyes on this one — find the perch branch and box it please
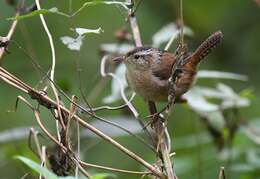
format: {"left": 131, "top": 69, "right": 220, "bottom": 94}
{"left": 79, "top": 160, "right": 151, "bottom": 175}
{"left": 0, "top": 67, "right": 164, "bottom": 178}
{"left": 126, "top": 0, "right": 176, "bottom": 178}
{"left": 127, "top": 0, "right": 142, "bottom": 47}
{"left": 148, "top": 102, "right": 176, "bottom": 179}
{"left": 11, "top": 43, "right": 155, "bottom": 151}
{"left": 35, "top": 0, "right": 66, "bottom": 137}
{"left": 0, "top": 12, "right": 19, "bottom": 60}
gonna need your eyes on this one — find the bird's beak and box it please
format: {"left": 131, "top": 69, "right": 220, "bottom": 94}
{"left": 112, "top": 56, "right": 125, "bottom": 63}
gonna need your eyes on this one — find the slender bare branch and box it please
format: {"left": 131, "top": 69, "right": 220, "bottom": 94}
{"left": 29, "top": 127, "right": 42, "bottom": 158}
{"left": 65, "top": 95, "right": 78, "bottom": 148}
{"left": 179, "top": 0, "right": 184, "bottom": 46}
{"left": 39, "top": 146, "right": 46, "bottom": 179}
{"left": 100, "top": 55, "right": 138, "bottom": 117}
{"left": 0, "top": 12, "right": 19, "bottom": 59}
{"left": 126, "top": 0, "right": 176, "bottom": 178}
{"left": 0, "top": 67, "right": 163, "bottom": 178}
{"left": 7, "top": 43, "right": 154, "bottom": 151}
{"left": 148, "top": 102, "right": 176, "bottom": 179}
{"left": 35, "top": 0, "right": 66, "bottom": 135}
{"left": 127, "top": 0, "right": 142, "bottom": 47}
{"left": 79, "top": 160, "right": 151, "bottom": 175}
{"left": 218, "top": 167, "right": 226, "bottom": 179}
{"left": 75, "top": 114, "right": 80, "bottom": 178}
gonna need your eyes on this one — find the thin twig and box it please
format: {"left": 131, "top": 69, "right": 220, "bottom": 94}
{"left": 29, "top": 127, "right": 42, "bottom": 158}
{"left": 65, "top": 95, "right": 77, "bottom": 148}
{"left": 69, "top": 0, "right": 73, "bottom": 14}
{"left": 87, "top": 93, "right": 135, "bottom": 112}
{"left": 38, "top": 99, "right": 162, "bottom": 177}
{"left": 10, "top": 41, "right": 153, "bottom": 150}
{"left": 0, "top": 67, "right": 163, "bottom": 178}
{"left": 164, "top": 32, "right": 178, "bottom": 51}
{"left": 75, "top": 59, "right": 94, "bottom": 113}
{"left": 79, "top": 160, "right": 151, "bottom": 175}
{"left": 0, "top": 12, "right": 19, "bottom": 59}
{"left": 71, "top": 157, "right": 92, "bottom": 178}
{"left": 100, "top": 55, "right": 138, "bottom": 117}
{"left": 35, "top": 0, "right": 66, "bottom": 137}
{"left": 33, "top": 108, "right": 91, "bottom": 178}
{"left": 19, "top": 96, "right": 91, "bottom": 178}
{"left": 148, "top": 101, "right": 175, "bottom": 179}
{"left": 75, "top": 105, "right": 81, "bottom": 178}
{"left": 39, "top": 146, "right": 46, "bottom": 179}
{"left": 34, "top": 110, "right": 67, "bottom": 150}
{"left": 32, "top": 107, "right": 146, "bottom": 177}
{"left": 179, "top": 0, "right": 184, "bottom": 47}
{"left": 218, "top": 167, "right": 226, "bottom": 179}
{"left": 127, "top": 0, "right": 142, "bottom": 47}
{"left": 126, "top": 0, "right": 176, "bottom": 178}
{"left": 125, "top": 0, "right": 158, "bottom": 151}
{"left": 71, "top": 1, "right": 129, "bottom": 17}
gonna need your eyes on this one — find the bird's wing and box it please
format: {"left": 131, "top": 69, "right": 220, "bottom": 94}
{"left": 152, "top": 52, "right": 176, "bottom": 80}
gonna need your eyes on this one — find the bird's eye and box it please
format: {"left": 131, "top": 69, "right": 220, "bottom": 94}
{"left": 134, "top": 55, "right": 140, "bottom": 59}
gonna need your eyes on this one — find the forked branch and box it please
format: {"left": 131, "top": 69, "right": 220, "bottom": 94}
{"left": 0, "top": 66, "right": 164, "bottom": 178}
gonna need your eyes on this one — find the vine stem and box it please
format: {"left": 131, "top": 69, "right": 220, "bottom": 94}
{"left": 148, "top": 102, "right": 176, "bottom": 179}
{"left": 180, "top": 0, "right": 184, "bottom": 47}
{"left": 35, "top": 0, "right": 65, "bottom": 141}
{"left": 126, "top": 0, "right": 175, "bottom": 178}
{"left": 0, "top": 66, "right": 164, "bottom": 179}
{"left": 127, "top": 0, "right": 142, "bottom": 47}
{"left": 0, "top": 12, "right": 19, "bottom": 60}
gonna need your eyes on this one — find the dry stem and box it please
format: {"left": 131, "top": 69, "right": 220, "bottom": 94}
{"left": 126, "top": 0, "right": 176, "bottom": 178}
{"left": 0, "top": 12, "right": 19, "bottom": 60}
{"left": 0, "top": 66, "right": 164, "bottom": 178}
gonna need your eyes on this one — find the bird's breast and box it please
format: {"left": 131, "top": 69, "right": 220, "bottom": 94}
{"left": 126, "top": 68, "right": 168, "bottom": 101}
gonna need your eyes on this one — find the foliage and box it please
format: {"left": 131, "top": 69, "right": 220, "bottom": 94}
{"left": 0, "top": 0, "right": 260, "bottom": 179}
{"left": 16, "top": 156, "right": 114, "bottom": 179}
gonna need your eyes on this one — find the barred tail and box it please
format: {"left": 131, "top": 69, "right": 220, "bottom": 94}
{"left": 183, "top": 31, "right": 223, "bottom": 66}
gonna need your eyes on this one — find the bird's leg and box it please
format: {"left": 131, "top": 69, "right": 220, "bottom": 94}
{"left": 174, "top": 43, "right": 188, "bottom": 57}
{"left": 144, "top": 112, "right": 165, "bottom": 129}
{"left": 166, "top": 60, "right": 184, "bottom": 112}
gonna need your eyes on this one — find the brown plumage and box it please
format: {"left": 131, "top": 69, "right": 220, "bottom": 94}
{"left": 119, "top": 31, "right": 223, "bottom": 102}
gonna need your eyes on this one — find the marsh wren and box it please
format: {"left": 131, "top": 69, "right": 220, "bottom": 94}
{"left": 114, "top": 31, "right": 223, "bottom": 102}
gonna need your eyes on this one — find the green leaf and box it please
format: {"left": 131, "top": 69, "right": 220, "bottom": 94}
{"left": 239, "top": 88, "right": 255, "bottom": 99}
{"left": 60, "top": 177, "right": 85, "bottom": 179}
{"left": 92, "top": 173, "right": 116, "bottom": 179}
{"left": 7, "top": 1, "right": 130, "bottom": 20}
{"left": 15, "top": 156, "right": 59, "bottom": 179}
{"left": 71, "top": 1, "right": 130, "bottom": 17}
{"left": 7, "top": 7, "right": 69, "bottom": 21}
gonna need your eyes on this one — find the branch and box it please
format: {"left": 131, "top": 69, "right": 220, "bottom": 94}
{"left": 127, "top": 0, "right": 142, "bottom": 47}
{"left": 218, "top": 167, "right": 226, "bottom": 179}
{"left": 79, "top": 160, "right": 151, "bottom": 175}
{"left": 35, "top": 0, "right": 65, "bottom": 140}
{"left": 125, "top": 0, "right": 176, "bottom": 178}
{"left": 0, "top": 12, "right": 19, "bottom": 60}
{"left": 148, "top": 102, "right": 176, "bottom": 179}
{"left": 100, "top": 55, "right": 138, "bottom": 117}
{"left": 0, "top": 66, "right": 164, "bottom": 178}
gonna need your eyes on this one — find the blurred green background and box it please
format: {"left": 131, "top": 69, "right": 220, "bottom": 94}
{"left": 0, "top": 0, "right": 260, "bottom": 178}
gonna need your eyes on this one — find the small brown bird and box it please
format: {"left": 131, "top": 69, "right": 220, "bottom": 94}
{"left": 115, "top": 31, "right": 223, "bottom": 102}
